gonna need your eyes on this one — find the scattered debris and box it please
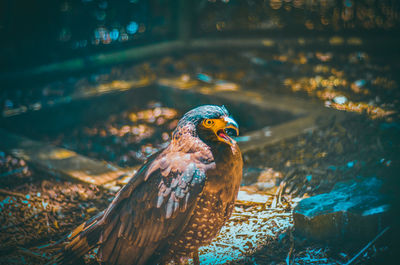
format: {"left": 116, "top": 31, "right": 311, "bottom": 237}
{"left": 41, "top": 104, "right": 179, "bottom": 168}
{"left": 345, "top": 226, "right": 390, "bottom": 265}
{"left": 199, "top": 200, "right": 293, "bottom": 264}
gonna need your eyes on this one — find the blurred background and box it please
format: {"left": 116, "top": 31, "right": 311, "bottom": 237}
{"left": 1, "top": 0, "right": 400, "bottom": 73}
{"left": 0, "top": 1, "right": 399, "bottom": 264}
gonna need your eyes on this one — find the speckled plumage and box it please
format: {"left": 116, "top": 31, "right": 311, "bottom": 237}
{"left": 56, "top": 105, "right": 243, "bottom": 265}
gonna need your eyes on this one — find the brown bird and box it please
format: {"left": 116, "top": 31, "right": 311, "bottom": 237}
{"left": 57, "top": 105, "right": 243, "bottom": 265}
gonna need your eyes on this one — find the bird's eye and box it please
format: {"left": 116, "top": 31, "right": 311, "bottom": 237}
{"left": 203, "top": 119, "right": 214, "bottom": 128}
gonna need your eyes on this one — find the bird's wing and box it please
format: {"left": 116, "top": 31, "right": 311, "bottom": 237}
{"left": 98, "top": 149, "right": 212, "bottom": 265}
{"left": 62, "top": 147, "right": 213, "bottom": 265}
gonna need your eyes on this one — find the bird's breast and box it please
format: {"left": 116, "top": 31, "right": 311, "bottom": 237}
{"left": 167, "top": 143, "right": 243, "bottom": 258}
{"left": 168, "top": 190, "right": 236, "bottom": 257}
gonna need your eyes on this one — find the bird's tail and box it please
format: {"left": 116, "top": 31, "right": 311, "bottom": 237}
{"left": 49, "top": 211, "right": 104, "bottom": 265}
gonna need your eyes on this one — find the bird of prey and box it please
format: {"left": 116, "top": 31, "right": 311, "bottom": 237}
{"left": 57, "top": 105, "right": 243, "bottom": 265}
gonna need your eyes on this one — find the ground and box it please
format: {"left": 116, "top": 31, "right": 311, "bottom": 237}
{"left": 1, "top": 44, "right": 399, "bottom": 264}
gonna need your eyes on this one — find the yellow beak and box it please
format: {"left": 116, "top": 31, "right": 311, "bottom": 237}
{"left": 211, "top": 116, "right": 239, "bottom": 146}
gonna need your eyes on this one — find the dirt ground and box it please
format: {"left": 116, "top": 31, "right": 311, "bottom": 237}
{"left": 1, "top": 46, "right": 399, "bottom": 264}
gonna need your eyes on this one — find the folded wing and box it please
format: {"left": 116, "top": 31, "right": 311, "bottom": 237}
{"left": 61, "top": 148, "right": 211, "bottom": 265}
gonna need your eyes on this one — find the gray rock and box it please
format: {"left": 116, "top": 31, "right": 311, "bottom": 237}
{"left": 293, "top": 177, "right": 389, "bottom": 243}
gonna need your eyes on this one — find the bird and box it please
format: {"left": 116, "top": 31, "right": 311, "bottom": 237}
{"left": 55, "top": 105, "right": 243, "bottom": 265}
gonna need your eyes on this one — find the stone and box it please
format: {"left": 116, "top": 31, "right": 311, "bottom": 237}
{"left": 242, "top": 167, "right": 282, "bottom": 192}
{"left": 293, "top": 177, "right": 389, "bottom": 244}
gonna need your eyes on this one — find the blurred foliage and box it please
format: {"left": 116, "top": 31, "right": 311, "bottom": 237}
{"left": 197, "top": 0, "right": 400, "bottom": 34}
{"left": 1, "top": 0, "right": 400, "bottom": 72}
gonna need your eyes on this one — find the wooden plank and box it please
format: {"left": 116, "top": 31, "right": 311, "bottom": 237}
{"left": 157, "top": 78, "right": 347, "bottom": 153}
{"left": 0, "top": 41, "right": 183, "bottom": 80}
{"left": 0, "top": 129, "right": 129, "bottom": 185}
{"left": 2, "top": 36, "right": 399, "bottom": 82}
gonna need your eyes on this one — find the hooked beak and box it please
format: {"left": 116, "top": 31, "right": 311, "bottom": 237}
{"left": 214, "top": 116, "right": 239, "bottom": 146}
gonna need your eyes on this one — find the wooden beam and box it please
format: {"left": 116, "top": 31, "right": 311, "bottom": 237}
{"left": 0, "top": 129, "right": 130, "bottom": 185}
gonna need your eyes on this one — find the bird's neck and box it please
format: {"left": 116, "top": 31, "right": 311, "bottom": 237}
{"left": 171, "top": 132, "right": 211, "bottom": 154}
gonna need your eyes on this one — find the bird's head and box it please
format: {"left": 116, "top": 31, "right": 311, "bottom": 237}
{"left": 173, "top": 105, "right": 239, "bottom": 146}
